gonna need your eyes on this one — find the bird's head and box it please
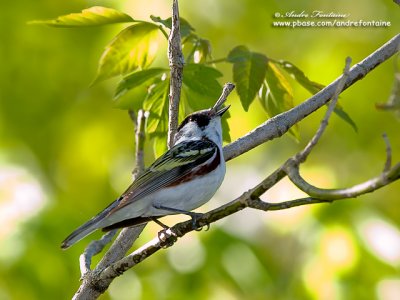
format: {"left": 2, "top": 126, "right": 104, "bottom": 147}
{"left": 174, "top": 99, "right": 230, "bottom": 146}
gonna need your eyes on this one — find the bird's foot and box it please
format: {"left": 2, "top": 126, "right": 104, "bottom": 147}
{"left": 188, "top": 212, "right": 210, "bottom": 231}
{"left": 150, "top": 217, "right": 176, "bottom": 248}
{"left": 157, "top": 228, "right": 177, "bottom": 248}
{"left": 152, "top": 205, "right": 210, "bottom": 232}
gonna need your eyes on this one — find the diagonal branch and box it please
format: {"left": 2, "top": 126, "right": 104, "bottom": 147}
{"left": 223, "top": 34, "right": 400, "bottom": 161}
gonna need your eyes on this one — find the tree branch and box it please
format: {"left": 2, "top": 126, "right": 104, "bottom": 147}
{"left": 167, "top": 0, "right": 184, "bottom": 148}
{"left": 97, "top": 155, "right": 400, "bottom": 281}
{"left": 72, "top": 31, "right": 400, "bottom": 300}
{"left": 88, "top": 57, "right": 400, "bottom": 283}
{"left": 223, "top": 34, "right": 400, "bottom": 161}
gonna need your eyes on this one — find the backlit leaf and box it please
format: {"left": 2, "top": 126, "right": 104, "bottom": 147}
{"left": 277, "top": 60, "right": 357, "bottom": 132}
{"left": 93, "top": 23, "right": 162, "bottom": 83}
{"left": 227, "top": 46, "right": 268, "bottom": 111}
{"left": 153, "top": 134, "right": 168, "bottom": 159}
{"left": 143, "top": 79, "right": 170, "bottom": 134}
{"left": 277, "top": 60, "right": 324, "bottom": 94}
{"left": 183, "top": 64, "right": 222, "bottom": 99}
{"left": 29, "top": 6, "right": 134, "bottom": 27}
{"left": 333, "top": 107, "right": 358, "bottom": 132}
{"left": 114, "top": 68, "right": 168, "bottom": 99}
{"left": 259, "top": 62, "right": 299, "bottom": 139}
{"left": 194, "top": 39, "right": 212, "bottom": 63}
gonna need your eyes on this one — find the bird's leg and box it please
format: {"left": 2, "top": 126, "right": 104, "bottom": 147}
{"left": 151, "top": 217, "right": 176, "bottom": 248}
{"left": 151, "top": 217, "right": 169, "bottom": 229}
{"left": 153, "top": 204, "right": 209, "bottom": 231}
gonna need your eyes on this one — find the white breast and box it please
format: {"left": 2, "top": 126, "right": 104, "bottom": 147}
{"left": 145, "top": 148, "right": 226, "bottom": 216}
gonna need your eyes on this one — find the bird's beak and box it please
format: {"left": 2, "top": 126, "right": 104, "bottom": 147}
{"left": 214, "top": 105, "right": 230, "bottom": 116}
{"left": 211, "top": 99, "right": 230, "bottom": 117}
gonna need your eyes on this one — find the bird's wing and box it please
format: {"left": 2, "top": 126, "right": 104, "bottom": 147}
{"left": 60, "top": 139, "right": 219, "bottom": 249}
{"left": 109, "top": 139, "right": 219, "bottom": 212}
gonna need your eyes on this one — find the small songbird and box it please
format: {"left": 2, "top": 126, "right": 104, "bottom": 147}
{"left": 61, "top": 98, "right": 229, "bottom": 249}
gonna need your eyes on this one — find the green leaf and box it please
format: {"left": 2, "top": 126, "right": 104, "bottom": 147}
{"left": 277, "top": 60, "right": 357, "bottom": 132}
{"left": 194, "top": 39, "right": 212, "bottom": 63}
{"left": 93, "top": 22, "right": 162, "bottom": 83}
{"left": 183, "top": 64, "right": 222, "bottom": 98}
{"left": 333, "top": 107, "right": 358, "bottom": 132}
{"left": 150, "top": 15, "right": 195, "bottom": 38}
{"left": 143, "top": 79, "right": 170, "bottom": 134}
{"left": 259, "top": 62, "right": 299, "bottom": 139}
{"left": 114, "top": 68, "right": 168, "bottom": 99}
{"left": 113, "top": 86, "right": 149, "bottom": 110}
{"left": 227, "top": 46, "right": 268, "bottom": 111}
{"left": 260, "top": 62, "right": 293, "bottom": 116}
{"left": 29, "top": 6, "right": 134, "bottom": 27}
{"left": 153, "top": 134, "right": 168, "bottom": 158}
{"left": 276, "top": 60, "right": 324, "bottom": 94}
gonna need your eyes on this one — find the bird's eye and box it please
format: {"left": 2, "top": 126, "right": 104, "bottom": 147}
{"left": 194, "top": 114, "right": 210, "bottom": 128}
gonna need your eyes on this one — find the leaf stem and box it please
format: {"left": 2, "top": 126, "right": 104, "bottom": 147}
{"left": 206, "top": 57, "right": 227, "bottom": 64}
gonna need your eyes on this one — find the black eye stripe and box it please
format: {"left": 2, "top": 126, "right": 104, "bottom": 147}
{"left": 192, "top": 114, "right": 210, "bottom": 128}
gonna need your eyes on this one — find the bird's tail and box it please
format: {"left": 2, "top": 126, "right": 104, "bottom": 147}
{"left": 61, "top": 199, "right": 120, "bottom": 249}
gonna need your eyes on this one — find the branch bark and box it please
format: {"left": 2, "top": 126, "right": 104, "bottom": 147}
{"left": 167, "top": 0, "right": 184, "bottom": 148}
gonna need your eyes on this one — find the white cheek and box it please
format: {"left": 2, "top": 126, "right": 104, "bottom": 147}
{"left": 175, "top": 123, "right": 203, "bottom": 143}
{"left": 204, "top": 118, "right": 222, "bottom": 144}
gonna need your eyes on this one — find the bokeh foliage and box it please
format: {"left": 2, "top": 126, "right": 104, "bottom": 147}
{"left": 0, "top": 0, "right": 399, "bottom": 299}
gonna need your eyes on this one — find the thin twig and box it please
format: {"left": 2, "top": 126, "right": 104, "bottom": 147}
{"left": 79, "top": 230, "right": 118, "bottom": 277}
{"left": 167, "top": 0, "right": 184, "bottom": 148}
{"left": 286, "top": 160, "right": 400, "bottom": 200}
{"left": 382, "top": 133, "right": 392, "bottom": 172}
{"left": 205, "top": 57, "right": 227, "bottom": 65}
{"left": 297, "top": 57, "right": 352, "bottom": 162}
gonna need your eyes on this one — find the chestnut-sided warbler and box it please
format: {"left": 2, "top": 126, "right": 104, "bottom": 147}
{"left": 61, "top": 98, "right": 229, "bottom": 249}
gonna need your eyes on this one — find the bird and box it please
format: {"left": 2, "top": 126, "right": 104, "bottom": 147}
{"left": 61, "top": 98, "right": 229, "bottom": 249}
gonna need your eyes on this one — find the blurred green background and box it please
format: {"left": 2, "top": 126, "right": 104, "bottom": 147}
{"left": 1, "top": 0, "right": 399, "bottom": 299}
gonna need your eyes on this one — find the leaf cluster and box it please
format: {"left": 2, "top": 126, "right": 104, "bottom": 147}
{"left": 31, "top": 6, "right": 356, "bottom": 153}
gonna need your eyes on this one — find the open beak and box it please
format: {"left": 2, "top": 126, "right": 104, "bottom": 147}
{"left": 211, "top": 99, "right": 230, "bottom": 117}
{"left": 214, "top": 105, "right": 230, "bottom": 116}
